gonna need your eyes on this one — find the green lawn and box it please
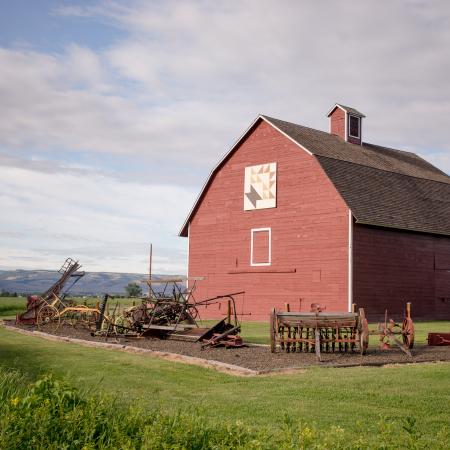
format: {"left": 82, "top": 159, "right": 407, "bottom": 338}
{"left": 2, "top": 296, "right": 450, "bottom": 446}
{"left": 0, "top": 326, "right": 449, "bottom": 442}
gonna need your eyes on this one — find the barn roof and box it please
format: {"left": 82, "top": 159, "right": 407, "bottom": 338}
{"left": 327, "top": 103, "right": 366, "bottom": 118}
{"left": 179, "top": 115, "right": 450, "bottom": 237}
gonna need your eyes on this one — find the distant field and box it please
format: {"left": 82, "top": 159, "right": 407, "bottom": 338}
{"left": 0, "top": 297, "right": 26, "bottom": 318}
{"left": 0, "top": 296, "right": 139, "bottom": 320}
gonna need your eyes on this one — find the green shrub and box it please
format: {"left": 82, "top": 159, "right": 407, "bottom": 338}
{"left": 0, "top": 367, "right": 448, "bottom": 449}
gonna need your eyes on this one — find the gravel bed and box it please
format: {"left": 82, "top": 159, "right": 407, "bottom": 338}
{"left": 6, "top": 321, "right": 450, "bottom": 372}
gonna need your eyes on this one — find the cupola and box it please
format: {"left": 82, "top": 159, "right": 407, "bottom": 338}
{"left": 327, "top": 103, "right": 365, "bottom": 145}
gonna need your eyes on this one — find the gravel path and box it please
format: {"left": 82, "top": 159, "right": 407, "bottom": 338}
{"left": 7, "top": 322, "right": 450, "bottom": 372}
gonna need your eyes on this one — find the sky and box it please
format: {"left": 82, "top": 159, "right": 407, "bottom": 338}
{"left": 1, "top": 0, "right": 450, "bottom": 274}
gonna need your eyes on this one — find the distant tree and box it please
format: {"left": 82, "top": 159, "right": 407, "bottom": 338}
{"left": 125, "top": 282, "right": 142, "bottom": 298}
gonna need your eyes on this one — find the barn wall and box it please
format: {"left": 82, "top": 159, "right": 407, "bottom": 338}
{"left": 188, "top": 120, "right": 350, "bottom": 321}
{"left": 353, "top": 224, "right": 450, "bottom": 321}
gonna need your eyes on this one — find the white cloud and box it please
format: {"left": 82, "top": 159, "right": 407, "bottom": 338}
{"left": 38, "top": 2, "right": 450, "bottom": 159}
{"left": 1, "top": 0, "right": 450, "bottom": 273}
{"left": 0, "top": 165, "right": 195, "bottom": 273}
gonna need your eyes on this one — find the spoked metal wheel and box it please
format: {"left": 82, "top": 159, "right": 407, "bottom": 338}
{"left": 402, "top": 317, "right": 415, "bottom": 349}
{"left": 37, "top": 305, "right": 60, "bottom": 332}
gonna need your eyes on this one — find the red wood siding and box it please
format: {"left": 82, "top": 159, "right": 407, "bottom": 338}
{"left": 252, "top": 229, "right": 270, "bottom": 265}
{"left": 330, "top": 108, "right": 345, "bottom": 139}
{"left": 353, "top": 224, "right": 450, "bottom": 320}
{"left": 330, "top": 108, "right": 361, "bottom": 145}
{"left": 188, "top": 120, "right": 350, "bottom": 321}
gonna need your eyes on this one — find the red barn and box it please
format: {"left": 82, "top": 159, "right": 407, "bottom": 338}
{"left": 179, "top": 104, "right": 450, "bottom": 321}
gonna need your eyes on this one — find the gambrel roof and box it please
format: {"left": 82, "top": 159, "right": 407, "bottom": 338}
{"left": 179, "top": 115, "right": 450, "bottom": 237}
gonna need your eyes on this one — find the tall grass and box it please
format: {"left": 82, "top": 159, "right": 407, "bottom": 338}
{"left": 0, "top": 367, "right": 448, "bottom": 449}
{"left": 0, "top": 297, "right": 27, "bottom": 317}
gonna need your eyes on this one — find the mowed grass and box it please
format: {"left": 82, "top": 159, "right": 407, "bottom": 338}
{"left": 0, "top": 326, "right": 449, "bottom": 441}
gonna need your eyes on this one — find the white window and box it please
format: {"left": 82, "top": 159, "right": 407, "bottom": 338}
{"left": 250, "top": 228, "right": 271, "bottom": 266}
{"left": 348, "top": 115, "right": 361, "bottom": 139}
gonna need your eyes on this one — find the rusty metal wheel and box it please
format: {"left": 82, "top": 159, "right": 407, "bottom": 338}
{"left": 37, "top": 305, "right": 60, "bottom": 332}
{"left": 402, "top": 317, "right": 414, "bottom": 349}
{"left": 188, "top": 305, "right": 199, "bottom": 320}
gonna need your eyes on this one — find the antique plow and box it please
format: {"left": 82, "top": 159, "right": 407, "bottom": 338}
{"left": 270, "top": 304, "right": 369, "bottom": 361}
{"left": 101, "top": 277, "right": 245, "bottom": 347}
{"left": 371, "top": 303, "right": 414, "bottom": 356}
{"left": 16, "top": 258, "right": 88, "bottom": 328}
{"left": 271, "top": 302, "right": 415, "bottom": 360}
{"left": 196, "top": 292, "right": 245, "bottom": 348}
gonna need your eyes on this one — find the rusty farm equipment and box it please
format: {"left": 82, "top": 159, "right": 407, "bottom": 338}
{"left": 372, "top": 303, "right": 414, "bottom": 356}
{"left": 270, "top": 302, "right": 415, "bottom": 360}
{"left": 98, "top": 277, "right": 245, "bottom": 348}
{"left": 270, "top": 304, "right": 369, "bottom": 361}
{"left": 16, "top": 258, "right": 104, "bottom": 332}
{"left": 427, "top": 333, "right": 450, "bottom": 346}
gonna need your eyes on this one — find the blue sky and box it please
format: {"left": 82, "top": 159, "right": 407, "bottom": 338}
{"left": 1, "top": 0, "right": 450, "bottom": 274}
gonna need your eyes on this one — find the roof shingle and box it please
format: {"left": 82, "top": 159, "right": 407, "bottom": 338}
{"left": 263, "top": 115, "right": 450, "bottom": 236}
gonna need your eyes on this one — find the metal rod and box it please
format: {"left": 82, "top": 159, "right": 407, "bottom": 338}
{"left": 149, "top": 243, "right": 152, "bottom": 281}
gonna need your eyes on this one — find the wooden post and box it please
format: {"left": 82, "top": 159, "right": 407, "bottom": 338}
{"left": 227, "top": 299, "right": 231, "bottom": 324}
{"left": 406, "top": 302, "right": 411, "bottom": 319}
{"left": 351, "top": 303, "right": 356, "bottom": 313}
{"left": 149, "top": 243, "right": 153, "bottom": 280}
{"left": 270, "top": 308, "right": 276, "bottom": 353}
{"left": 285, "top": 303, "right": 290, "bottom": 312}
{"left": 315, "top": 328, "right": 322, "bottom": 362}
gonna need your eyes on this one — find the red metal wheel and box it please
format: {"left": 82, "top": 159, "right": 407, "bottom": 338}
{"left": 402, "top": 317, "right": 414, "bottom": 349}
{"left": 37, "top": 305, "right": 60, "bottom": 332}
